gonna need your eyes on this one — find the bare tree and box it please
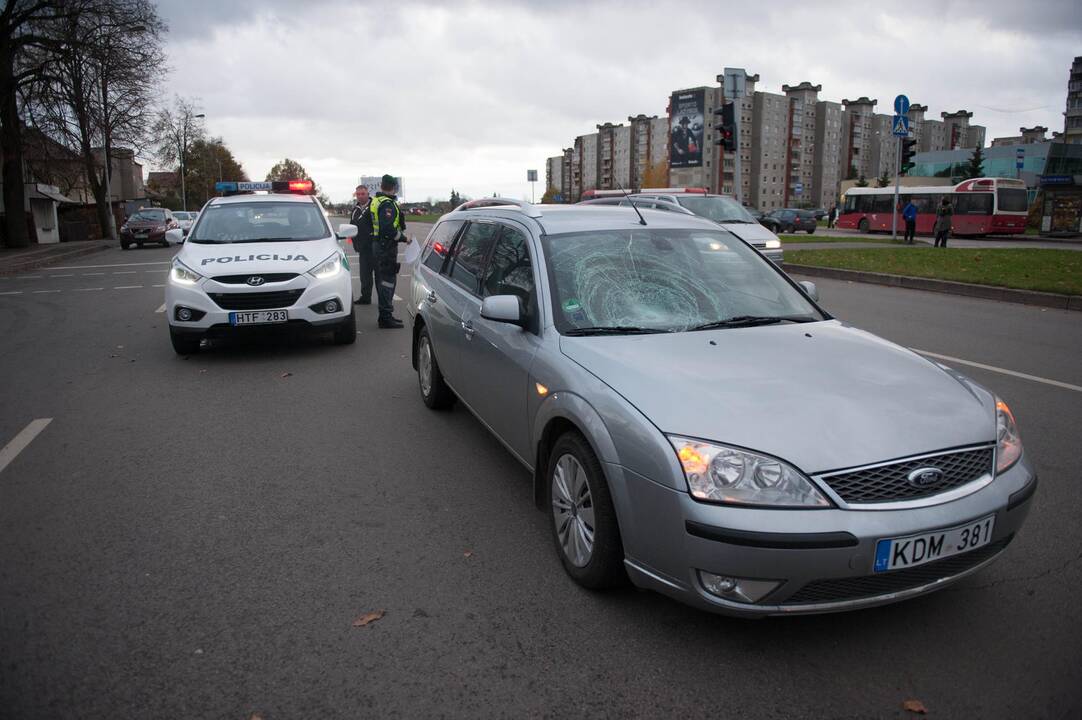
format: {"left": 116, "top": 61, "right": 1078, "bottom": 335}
{"left": 25, "top": 0, "right": 165, "bottom": 240}
{"left": 1, "top": 0, "right": 79, "bottom": 248}
{"left": 151, "top": 95, "right": 205, "bottom": 211}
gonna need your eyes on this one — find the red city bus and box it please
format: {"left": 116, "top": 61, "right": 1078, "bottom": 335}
{"left": 838, "top": 178, "right": 1028, "bottom": 236}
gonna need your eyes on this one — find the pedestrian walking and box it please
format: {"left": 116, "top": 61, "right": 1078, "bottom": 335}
{"left": 351, "top": 185, "right": 375, "bottom": 304}
{"left": 902, "top": 198, "right": 918, "bottom": 244}
{"left": 933, "top": 196, "right": 953, "bottom": 248}
{"left": 827, "top": 205, "right": 837, "bottom": 229}
{"left": 369, "top": 174, "right": 407, "bottom": 328}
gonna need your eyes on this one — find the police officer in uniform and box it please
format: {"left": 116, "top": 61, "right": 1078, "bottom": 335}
{"left": 351, "top": 184, "right": 375, "bottom": 304}
{"left": 369, "top": 174, "right": 407, "bottom": 328}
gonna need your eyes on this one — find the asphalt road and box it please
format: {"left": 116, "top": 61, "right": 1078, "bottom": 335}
{"left": 1, "top": 232, "right": 1080, "bottom": 719}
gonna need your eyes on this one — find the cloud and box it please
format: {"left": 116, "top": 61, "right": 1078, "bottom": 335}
{"left": 151, "top": 0, "right": 1082, "bottom": 202}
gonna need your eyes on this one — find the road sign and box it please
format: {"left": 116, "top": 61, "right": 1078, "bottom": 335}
{"left": 527, "top": 169, "right": 537, "bottom": 182}
{"left": 892, "top": 114, "right": 910, "bottom": 136}
{"left": 894, "top": 94, "right": 910, "bottom": 116}
{"left": 1016, "top": 148, "right": 1025, "bottom": 170}
{"left": 793, "top": 183, "right": 803, "bottom": 195}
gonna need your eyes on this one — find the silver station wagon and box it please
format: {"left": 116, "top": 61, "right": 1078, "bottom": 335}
{"left": 407, "top": 199, "right": 1036, "bottom": 616}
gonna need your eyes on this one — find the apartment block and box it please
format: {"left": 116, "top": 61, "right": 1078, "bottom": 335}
{"left": 991, "top": 126, "right": 1049, "bottom": 147}
{"left": 750, "top": 90, "right": 789, "bottom": 209}
{"left": 596, "top": 122, "right": 632, "bottom": 190}
{"left": 628, "top": 114, "right": 669, "bottom": 190}
{"left": 546, "top": 156, "right": 563, "bottom": 194}
{"left": 841, "top": 97, "right": 877, "bottom": 181}
{"left": 813, "top": 101, "right": 843, "bottom": 210}
{"left": 782, "top": 82, "right": 819, "bottom": 207}
{"left": 1066, "top": 56, "right": 1082, "bottom": 144}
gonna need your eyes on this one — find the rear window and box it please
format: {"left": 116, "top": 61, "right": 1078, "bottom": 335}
{"left": 997, "top": 188, "right": 1028, "bottom": 213}
{"left": 421, "top": 219, "right": 464, "bottom": 272}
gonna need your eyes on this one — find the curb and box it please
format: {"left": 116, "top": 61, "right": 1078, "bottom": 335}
{"left": 786, "top": 263, "right": 1082, "bottom": 312}
{"left": 0, "top": 242, "right": 111, "bottom": 277}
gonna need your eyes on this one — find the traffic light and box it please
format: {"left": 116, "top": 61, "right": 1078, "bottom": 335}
{"left": 714, "top": 102, "right": 736, "bottom": 152}
{"left": 900, "top": 138, "right": 918, "bottom": 175}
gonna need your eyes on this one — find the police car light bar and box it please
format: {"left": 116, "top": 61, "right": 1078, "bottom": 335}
{"left": 214, "top": 180, "right": 315, "bottom": 195}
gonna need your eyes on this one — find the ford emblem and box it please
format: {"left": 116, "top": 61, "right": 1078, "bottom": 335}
{"left": 246, "top": 276, "right": 265, "bottom": 286}
{"left": 907, "top": 467, "right": 943, "bottom": 488}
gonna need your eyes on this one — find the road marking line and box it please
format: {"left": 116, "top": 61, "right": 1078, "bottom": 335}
{"left": 72, "top": 287, "right": 104, "bottom": 291}
{"left": 114, "top": 271, "right": 137, "bottom": 274}
{"left": 51, "top": 260, "right": 171, "bottom": 270}
{"left": 0, "top": 291, "right": 23, "bottom": 295}
{"left": 114, "top": 285, "right": 143, "bottom": 289}
{"left": 32, "top": 290, "right": 61, "bottom": 294}
{"left": 49, "top": 274, "right": 73, "bottom": 277}
{"left": 156, "top": 303, "right": 166, "bottom": 313}
{"left": 15, "top": 275, "right": 42, "bottom": 279}
{"left": 152, "top": 284, "right": 165, "bottom": 288}
{"left": 0, "top": 419, "right": 52, "bottom": 475}
{"left": 83, "top": 272, "right": 105, "bottom": 276}
{"left": 914, "top": 349, "right": 1082, "bottom": 394}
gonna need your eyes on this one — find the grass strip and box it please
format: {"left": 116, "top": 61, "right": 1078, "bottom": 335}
{"left": 785, "top": 247, "right": 1082, "bottom": 296}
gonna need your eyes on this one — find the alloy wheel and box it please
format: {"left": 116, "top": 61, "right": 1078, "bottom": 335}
{"left": 551, "top": 453, "right": 595, "bottom": 568}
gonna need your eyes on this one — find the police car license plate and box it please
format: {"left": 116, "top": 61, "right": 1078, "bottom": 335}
{"left": 873, "top": 515, "right": 995, "bottom": 573}
{"left": 230, "top": 310, "right": 288, "bottom": 326}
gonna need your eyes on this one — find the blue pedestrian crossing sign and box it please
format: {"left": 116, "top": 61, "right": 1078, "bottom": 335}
{"left": 892, "top": 114, "right": 910, "bottom": 136}
{"left": 894, "top": 94, "right": 910, "bottom": 115}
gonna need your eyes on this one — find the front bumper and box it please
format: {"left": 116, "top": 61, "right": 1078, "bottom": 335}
{"left": 165, "top": 273, "right": 352, "bottom": 333}
{"left": 614, "top": 454, "right": 1037, "bottom": 617}
{"left": 122, "top": 229, "right": 167, "bottom": 242}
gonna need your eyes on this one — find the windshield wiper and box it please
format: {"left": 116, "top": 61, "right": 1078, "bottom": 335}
{"left": 722, "top": 219, "right": 756, "bottom": 224}
{"left": 231, "top": 237, "right": 299, "bottom": 243}
{"left": 688, "top": 315, "right": 816, "bottom": 331}
{"left": 564, "top": 325, "right": 667, "bottom": 336}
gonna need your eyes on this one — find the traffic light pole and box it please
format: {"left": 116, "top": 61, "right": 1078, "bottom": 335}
{"left": 891, "top": 136, "right": 901, "bottom": 242}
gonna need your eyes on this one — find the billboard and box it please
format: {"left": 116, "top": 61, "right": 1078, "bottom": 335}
{"left": 670, "top": 90, "right": 705, "bottom": 168}
{"left": 358, "top": 176, "right": 405, "bottom": 199}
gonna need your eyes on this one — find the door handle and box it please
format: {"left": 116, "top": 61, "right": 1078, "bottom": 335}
{"left": 426, "top": 290, "right": 437, "bottom": 304}
{"left": 461, "top": 319, "right": 475, "bottom": 339}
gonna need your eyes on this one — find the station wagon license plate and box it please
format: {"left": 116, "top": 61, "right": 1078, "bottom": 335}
{"left": 230, "top": 310, "right": 288, "bottom": 326}
{"left": 873, "top": 515, "right": 995, "bottom": 573}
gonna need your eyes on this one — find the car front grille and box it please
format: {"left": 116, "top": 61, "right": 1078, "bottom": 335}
{"left": 208, "top": 290, "right": 304, "bottom": 310}
{"left": 783, "top": 535, "right": 1012, "bottom": 605}
{"left": 819, "top": 446, "right": 995, "bottom": 504}
{"left": 211, "top": 273, "right": 299, "bottom": 284}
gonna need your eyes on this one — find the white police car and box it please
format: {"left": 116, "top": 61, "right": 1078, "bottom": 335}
{"left": 164, "top": 180, "right": 359, "bottom": 354}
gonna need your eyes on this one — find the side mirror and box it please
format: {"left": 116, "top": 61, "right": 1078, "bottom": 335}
{"left": 165, "top": 228, "right": 185, "bottom": 245}
{"left": 480, "top": 295, "right": 524, "bottom": 327}
{"left": 798, "top": 280, "right": 819, "bottom": 302}
{"left": 337, "top": 223, "right": 358, "bottom": 239}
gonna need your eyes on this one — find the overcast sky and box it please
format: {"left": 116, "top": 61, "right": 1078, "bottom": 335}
{"left": 153, "top": 0, "right": 1081, "bottom": 203}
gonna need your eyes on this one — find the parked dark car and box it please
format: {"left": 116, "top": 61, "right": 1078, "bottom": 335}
{"left": 810, "top": 207, "right": 828, "bottom": 220}
{"left": 120, "top": 208, "right": 178, "bottom": 249}
{"left": 749, "top": 209, "right": 781, "bottom": 233}
{"left": 767, "top": 208, "right": 817, "bottom": 234}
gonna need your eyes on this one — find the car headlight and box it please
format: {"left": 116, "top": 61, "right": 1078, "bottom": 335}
{"left": 169, "top": 259, "right": 201, "bottom": 285}
{"left": 309, "top": 253, "right": 343, "bottom": 279}
{"left": 995, "top": 398, "right": 1022, "bottom": 474}
{"left": 764, "top": 239, "right": 781, "bottom": 249}
{"left": 668, "top": 436, "right": 831, "bottom": 507}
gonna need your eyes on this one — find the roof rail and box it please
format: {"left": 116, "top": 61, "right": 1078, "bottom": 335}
{"left": 455, "top": 197, "right": 543, "bottom": 218}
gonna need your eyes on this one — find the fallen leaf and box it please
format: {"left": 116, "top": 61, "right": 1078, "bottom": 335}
{"left": 352, "top": 610, "right": 385, "bottom": 627}
{"left": 463, "top": 551, "right": 473, "bottom": 558}
{"left": 903, "top": 699, "right": 928, "bottom": 714}
{"left": 280, "top": 372, "right": 292, "bottom": 378}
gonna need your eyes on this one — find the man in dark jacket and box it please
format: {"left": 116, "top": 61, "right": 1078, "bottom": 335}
{"left": 369, "top": 174, "right": 407, "bottom": 328}
{"left": 351, "top": 185, "right": 374, "bottom": 304}
{"left": 902, "top": 199, "right": 918, "bottom": 244}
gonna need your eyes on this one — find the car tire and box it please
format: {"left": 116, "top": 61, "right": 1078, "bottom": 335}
{"left": 807, "top": 227, "right": 816, "bottom": 234}
{"left": 858, "top": 218, "right": 870, "bottom": 233}
{"left": 546, "top": 431, "right": 626, "bottom": 590}
{"left": 170, "top": 327, "right": 201, "bottom": 355}
{"left": 136, "top": 242, "right": 144, "bottom": 249}
{"left": 120, "top": 241, "right": 130, "bottom": 250}
{"left": 416, "top": 324, "right": 455, "bottom": 410}
{"left": 161, "top": 240, "right": 170, "bottom": 248}
{"left": 332, "top": 308, "right": 357, "bottom": 345}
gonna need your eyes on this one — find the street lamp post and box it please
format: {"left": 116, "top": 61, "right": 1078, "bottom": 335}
{"left": 180, "top": 112, "right": 205, "bottom": 211}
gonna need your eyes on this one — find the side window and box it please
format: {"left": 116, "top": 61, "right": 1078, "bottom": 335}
{"left": 482, "top": 225, "right": 537, "bottom": 330}
{"left": 421, "top": 219, "right": 464, "bottom": 272}
{"left": 447, "top": 222, "right": 499, "bottom": 294}
{"left": 872, "top": 195, "right": 893, "bottom": 213}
